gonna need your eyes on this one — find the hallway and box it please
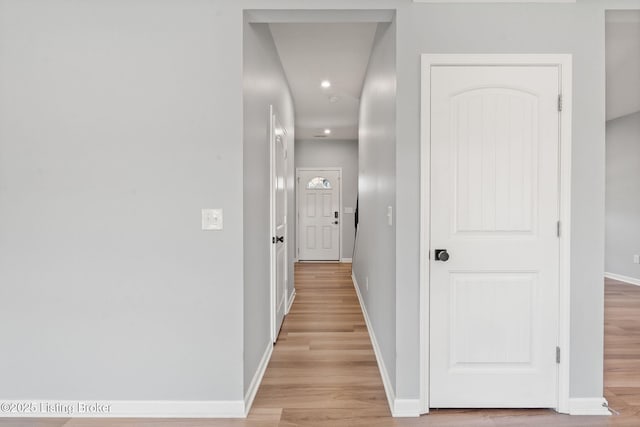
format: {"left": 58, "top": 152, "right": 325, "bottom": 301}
{"left": 250, "top": 262, "right": 390, "bottom": 424}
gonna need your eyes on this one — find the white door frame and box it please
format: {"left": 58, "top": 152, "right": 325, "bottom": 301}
{"left": 419, "top": 54, "right": 573, "bottom": 414}
{"left": 296, "top": 167, "right": 343, "bottom": 262}
{"left": 270, "top": 105, "right": 288, "bottom": 342}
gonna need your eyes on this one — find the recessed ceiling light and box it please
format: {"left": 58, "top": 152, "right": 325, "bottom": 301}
{"left": 321, "top": 80, "right": 331, "bottom": 89}
{"left": 324, "top": 129, "right": 331, "bottom": 135}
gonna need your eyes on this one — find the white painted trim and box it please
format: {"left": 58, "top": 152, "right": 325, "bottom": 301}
{"left": 605, "top": 272, "right": 640, "bottom": 287}
{"left": 393, "top": 399, "right": 421, "bottom": 417}
{"left": 286, "top": 288, "right": 296, "bottom": 314}
{"left": 0, "top": 400, "right": 245, "bottom": 418}
{"left": 352, "top": 274, "right": 420, "bottom": 417}
{"left": 557, "top": 54, "right": 573, "bottom": 415}
{"left": 352, "top": 274, "right": 396, "bottom": 415}
{"left": 270, "top": 107, "right": 289, "bottom": 343}
{"left": 419, "top": 54, "right": 573, "bottom": 414}
{"left": 414, "top": 0, "right": 575, "bottom": 3}
{"left": 419, "top": 54, "right": 432, "bottom": 415}
{"left": 296, "top": 167, "right": 343, "bottom": 262}
{"left": 341, "top": 258, "right": 353, "bottom": 263}
{"left": 244, "top": 342, "right": 273, "bottom": 416}
{"left": 245, "top": 9, "right": 395, "bottom": 24}
{"left": 269, "top": 105, "right": 276, "bottom": 343}
{"left": 568, "top": 398, "right": 611, "bottom": 416}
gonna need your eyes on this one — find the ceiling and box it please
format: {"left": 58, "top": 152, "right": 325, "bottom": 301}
{"left": 268, "top": 16, "right": 640, "bottom": 130}
{"left": 606, "top": 10, "right": 640, "bottom": 121}
{"left": 269, "top": 23, "right": 378, "bottom": 140}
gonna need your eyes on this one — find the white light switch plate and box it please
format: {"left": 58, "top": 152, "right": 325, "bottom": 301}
{"left": 202, "top": 209, "right": 223, "bottom": 230}
{"left": 344, "top": 207, "right": 354, "bottom": 214}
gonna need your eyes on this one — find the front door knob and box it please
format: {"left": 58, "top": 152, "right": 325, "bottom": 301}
{"left": 435, "top": 249, "right": 450, "bottom": 262}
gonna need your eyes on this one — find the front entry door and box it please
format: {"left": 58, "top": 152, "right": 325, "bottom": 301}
{"left": 297, "top": 169, "right": 341, "bottom": 261}
{"left": 430, "top": 65, "right": 561, "bottom": 407}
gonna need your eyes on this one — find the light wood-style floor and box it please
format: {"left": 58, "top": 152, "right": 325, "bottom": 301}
{"left": 2, "top": 267, "right": 639, "bottom": 426}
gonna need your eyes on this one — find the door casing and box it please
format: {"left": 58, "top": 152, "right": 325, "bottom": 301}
{"left": 270, "top": 105, "right": 288, "bottom": 342}
{"left": 419, "top": 54, "right": 573, "bottom": 414}
{"left": 296, "top": 167, "right": 343, "bottom": 262}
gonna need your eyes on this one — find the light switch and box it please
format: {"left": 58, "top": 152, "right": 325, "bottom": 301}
{"left": 202, "top": 209, "right": 223, "bottom": 230}
{"left": 387, "top": 206, "right": 393, "bottom": 226}
{"left": 344, "top": 207, "right": 354, "bottom": 214}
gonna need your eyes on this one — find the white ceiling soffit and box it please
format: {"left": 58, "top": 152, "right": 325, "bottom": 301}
{"left": 606, "top": 10, "right": 640, "bottom": 121}
{"left": 246, "top": 9, "right": 394, "bottom": 24}
{"left": 413, "top": 1, "right": 575, "bottom": 3}
{"left": 269, "top": 23, "right": 378, "bottom": 140}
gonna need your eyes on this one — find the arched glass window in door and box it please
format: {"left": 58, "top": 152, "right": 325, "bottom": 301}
{"left": 306, "top": 176, "right": 332, "bottom": 190}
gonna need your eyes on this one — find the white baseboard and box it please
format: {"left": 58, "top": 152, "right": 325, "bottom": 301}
{"left": 393, "top": 399, "right": 421, "bottom": 417}
{"left": 605, "top": 272, "right": 640, "bottom": 287}
{"left": 0, "top": 400, "right": 245, "bottom": 418}
{"left": 351, "top": 274, "right": 419, "bottom": 418}
{"left": 568, "top": 397, "right": 611, "bottom": 416}
{"left": 286, "top": 289, "right": 296, "bottom": 314}
{"left": 341, "top": 258, "right": 352, "bottom": 263}
{"left": 351, "top": 274, "right": 395, "bottom": 414}
{"left": 4, "top": 339, "right": 276, "bottom": 418}
{"left": 243, "top": 341, "right": 273, "bottom": 416}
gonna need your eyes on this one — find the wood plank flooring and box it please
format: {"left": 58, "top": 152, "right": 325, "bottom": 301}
{"left": 2, "top": 267, "right": 640, "bottom": 426}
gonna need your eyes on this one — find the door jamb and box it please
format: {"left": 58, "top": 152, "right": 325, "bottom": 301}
{"left": 296, "top": 167, "right": 343, "bottom": 262}
{"left": 419, "top": 54, "right": 573, "bottom": 414}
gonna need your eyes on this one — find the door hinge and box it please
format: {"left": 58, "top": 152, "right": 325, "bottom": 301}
{"left": 558, "top": 94, "right": 563, "bottom": 112}
{"left": 557, "top": 221, "right": 561, "bottom": 238}
{"left": 556, "top": 346, "right": 561, "bottom": 363}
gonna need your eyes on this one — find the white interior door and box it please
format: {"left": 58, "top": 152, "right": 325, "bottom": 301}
{"left": 297, "top": 169, "right": 340, "bottom": 261}
{"left": 271, "top": 111, "right": 287, "bottom": 341}
{"left": 429, "top": 66, "right": 561, "bottom": 408}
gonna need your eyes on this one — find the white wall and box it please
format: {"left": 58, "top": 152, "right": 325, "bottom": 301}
{"left": 353, "top": 20, "right": 397, "bottom": 390}
{"left": 242, "top": 20, "right": 295, "bottom": 393}
{"left": 606, "top": 112, "right": 640, "bottom": 281}
{"left": 295, "top": 139, "right": 358, "bottom": 259}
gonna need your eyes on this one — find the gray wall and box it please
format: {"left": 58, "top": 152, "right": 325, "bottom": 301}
{"left": 242, "top": 20, "right": 295, "bottom": 393}
{"left": 1, "top": 0, "right": 638, "bottom": 407}
{"left": 353, "top": 21, "right": 397, "bottom": 390}
{"left": 295, "top": 139, "right": 358, "bottom": 259}
{"left": 392, "top": 0, "right": 637, "bottom": 399}
{"left": 606, "top": 112, "right": 640, "bottom": 281}
{"left": 0, "top": 0, "right": 244, "bottom": 401}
